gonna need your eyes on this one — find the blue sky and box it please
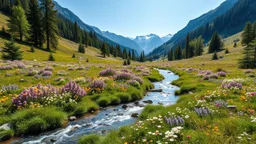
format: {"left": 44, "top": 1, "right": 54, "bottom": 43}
{"left": 55, "top": 0, "right": 225, "bottom": 38}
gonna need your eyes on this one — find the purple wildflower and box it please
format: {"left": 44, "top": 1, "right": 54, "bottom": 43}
{"left": 194, "top": 107, "right": 212, "bottom": 117}
{"left": 164, "top": 115, "right": 185, "bottom": 127}
{"left": 99, "top": 68, "right": 117, "bottom": 77}
{"left": 90, "top": 80, "right": 106, "bottom": 89}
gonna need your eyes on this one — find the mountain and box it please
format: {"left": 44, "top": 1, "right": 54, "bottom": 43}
{"left": 103, "top": 31, "right": 143, "bottom": 53}
{"left": 148, "top": 0, "right": 238, "bottom": 58}
{"left": 53, "top": 1, "right": 138, "bottom": 55}
{"left": 161, "top": 34, "right": 173, "bottom": 43}
{"left": 134, "top": 34, "right": 169, "bottom": 54}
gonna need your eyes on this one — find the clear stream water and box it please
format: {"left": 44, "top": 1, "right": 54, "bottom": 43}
{"left": 12, "top": 69, "right": 179, "bottom": 144}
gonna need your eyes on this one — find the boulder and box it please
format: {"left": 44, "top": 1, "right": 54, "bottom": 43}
{"left": 122, "top": 105, "right": 128, "bottom": 109}
{"left": 227, "top": 105, "right": 237, "bottom": 110}
{"left": 143, "top": 100, "right": 153, "bottom": 104}
{"left": 69, "top": 116, "right": 77, "bottom": 121}
{"left": 131, "top": 113, "right": 139, "bottom": 118}
{"left": 134, "top": 101, "right": 139, "bottom": 106}
{"left": 0, "top": 123, "right": 11, "bottom": 130}
{"left": 150, "top": 89, "right": 163, "bottom": 92}
{"left": 50, "top": 138, "right": 57, "bottom": 143}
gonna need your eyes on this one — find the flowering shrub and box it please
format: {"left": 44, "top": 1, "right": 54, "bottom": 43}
{"left": 203, "top": 75, "right": 210, "bottom": 80}
{"left": 194, "top": 107, "right": 212, "bottom": 117}
{"left": 42, "top": 71, "right": 53, "bottom": 77}
{"left": 0, "top": 65, "right": 13, "bottom": 70}
{"left": 209, "top": 74, "right": 218, "bottom": 79}
{"left": 221, "top": 79, "right": 243, "bottom": 90}
{"left": 68, "top": 67, "right": 75, "bottom": 71}
{"left": 165, "top": 126, "right": 183, "bottom": 142}
{"left": 127, "top": 80, "right": 140, "bottom": 87}
{"left": 217, "top": 71, "right": 226, "bottom": 77}
{"left": 74, "top": 77, "right": 87, "bottom": 84}
{"left": 244, "top": 69, "right": 254, "bottom": 74}
{"left": 27, "top": 69, "right": 38, "bottom": 76}
{"left": 12, "top": 81, "right": 86, "bottom": 109}
{"left": 57, "top": 70, "right": 67, "bottom": 76}
{"left": 114, "top": 72, "right": 133, "bottom": 81}
{"left": 1, "top": 84, "right": 19, "bottom": 93}
{"left": 76, "top": 66, "right": 85, "bottom": 70}
{"left": 164, "top": 115, "right": 185, "bottom": 126}
{"left": 132, "top": 76, "right": 143, "bottom": 84}
{"left": 90, "top": 80, "right": 106, "bottom": 92}
{"left": 214, "top": 99, "right": 227, "bottom": 108}
{"left": 44, "top": 66, "right": 53, "bottom": 71}
{"left": 99, "top": 68, "right": 116, "bottom": 77}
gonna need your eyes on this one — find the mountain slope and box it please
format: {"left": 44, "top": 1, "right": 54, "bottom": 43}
{"left": 103, "top": 31, "right": 143, "bottom": 53}
{"left": 161, "top": 34, "right": 173, "bottom": 43}
{"left": 53, "top": 1, "right": 138, "bottom": 55}
{"left": 149, "top": 0, "right": 238, "bottom": 57}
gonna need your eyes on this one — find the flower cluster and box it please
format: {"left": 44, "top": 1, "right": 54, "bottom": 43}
{"left": 214, "top": 99, "right": 227, "bottom": 108}
{"left": 164, "top": 115, "right": 185, "bottom": 126}
{"left": 221, "top": 79, "right": 243, "bottom": 90}
{"left": 217, "top": 71, "right": 227, "bottom": 77}
{"left": 57, "top": 70, "right": 67, "bottom": 76}
{"left": 1, "top": 84, "right": 19, "bottom": 93}
{"left": 164, "top": 126, "right": 183, "bottom": 142}
{"left": 90, "top": 80, "right": 106, "bottom": 92}
{"left": 194, "top": 107, "right": 212, "bottom": 117}
{"left": 0, "top": 65, "right": 13, "bottom": 70}
{"left": 127, "top": 80, "right": 140, "bottom": 87}
{"left": 244, "top": 69, "right": 254, "bottom": 74}
{"left": 99, "top": 68, "right": 117, "bottom": 77}
{"left": 61, "top": 81, "right": 87, "bottom": 97}
{"left": 114, "top": 72, "right": 133, "bottom": 81}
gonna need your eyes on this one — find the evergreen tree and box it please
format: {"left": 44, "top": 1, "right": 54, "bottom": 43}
{"left": 123, "top": 60, "right": 127, "bottom": 65}
{"left": 225, "top": 48, "right": 229, "bottom": 54}
{"left": 74, "top": 21, "right": 81, "bottom": 42}
{"left": 252, "top": 22, "right": 256, "bottom": 39}
{"left": 30, "top": 46, "right": 35, "bottom": 53}
{"left": 20, "top": 0, "right": 29, "bottom": 12}
{"left": 123, "top": 49, "right": 127, "bottom": 59}
{"left": 234, "top": 42, "right": 237, "bottom": 48}
{"left": 78, "top": 44, "right": 85, "bottom": 54}
{"left": 2, "top": 38, "right": 23, "bottom": 60}
{"left": 185, "top": 33, "right": 190, "bottom": 58}
{"left": 27, "top": 0, "right": 44, "bottom": 47}
{"left": 208, "top": 32, "right": 222, "bottom": 53}
{"left": 168, "top": 49, "right": 173, "bottom": 61}
{"left": 48, "top": 53, "right": 55, "bottom": 61}
{"left": 41, "top": 0, "right": 59, "bottom": 51}
{"left": 132, "top": 50, "right": 135, "bottom": 60}
{"left": 212, "top": 51, "right": 219, "bottom": 60}
{"left": 106, "top": 46, "right": 110, "bottom": 57}
{"left": 239, "top": 40, "right": 256, "bottom": 68}
{"left": 8, "top": 5, "right": 30, "bottom": 41}
{"left": 72, "top": 53, "right": 75, "bottom": 58}
{"left": 14, "top": 0, "right": 21, "bottom": 6}
{"left": 192, "top": 36, "right": 204, "bottom": 56}
{"left": 128, "top": 50, "right": 131, "bottom": 59}
{"left": 242, "top": 22, "right": 253, "bottom": 45}
{"left": 101, "top": 43, "right": 107, "bottom": 57}
{"left": 127, "top": 58, "right": 131, "bottom": 65}
{"left": 1, "top": 26, "right": 6, "bottom": 34}
{"left": 174, "top": 46, "right": 182, "bottom": 60}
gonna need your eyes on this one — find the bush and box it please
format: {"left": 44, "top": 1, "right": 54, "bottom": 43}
{"left": 0, "top": 129, "right": 14, "bottom": 142}
{"left": 79, "top": 134, "right": 100, "bottom": 144}
{"left": 116, "top": 93, "right": 131, "bottom": 103}
{"left": 11, "top": 107, "right": 66, "bottom": 135}
{"left": 96, "top": 97, "right": 110, "bottom": 107}
{"left": 110, "top": 96, "right": 121, "bottom": 105}
{"left": 48, "top": 53, "right": 55, "bottom": 61}
{"left": 63, "top": 102, "right": 77, "bottom": 113}
{"left": 73, "top": 106, "right": 86, "bottom": 117}
{"left": 130, "top": 89, "right": 143, "bottom": 101}
{"left": 16, "top": 117, "right": 47, "bottom": 134}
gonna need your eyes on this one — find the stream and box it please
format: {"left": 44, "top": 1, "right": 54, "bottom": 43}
{"left": 12, "top": 69, "right": 179, "bottom": 144}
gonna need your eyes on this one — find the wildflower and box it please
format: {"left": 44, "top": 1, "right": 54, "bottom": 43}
{"left": 185, "top": 115, "right": 189, "bottom": 119}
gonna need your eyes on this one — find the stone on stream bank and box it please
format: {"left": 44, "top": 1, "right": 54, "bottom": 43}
{"left": 150, "top": 89, "right": 163, "bottom": 92}
{"left": 143, "top": 100, "right": 153, "bottom": 104}
{"left": 69, "top": 116, "right": 77, "bottom": 121}
{"left": 131, "top": 113, "right": 139, "bottom": 118}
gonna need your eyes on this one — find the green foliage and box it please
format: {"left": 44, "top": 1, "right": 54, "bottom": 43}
{"left": 8, "top": 5, "right": 30, "bottom": 41}
{"left": 208, "top": 32, "right": 223, "bottom": 53}
{"left": 239, "top": 40, "right": 256, "bottom": 69}
{"left": 79, "top": 134, "right": 100, "bottom": 144}
{"left": 127, "top": 58, "right": 131, "bottom": 65}
{"left": 116, "top": 93, "right": 131, "bottom": 103}
{"left": 174, "top": 45, "right": 182, "bottom": 60}
{"left": 123, "top": 59, "right": 127, "bottom": 65}
{"left": 41, "top": 0, "right": 59, "bottom": 51}
{"left": 1, "top": 37, "right": 23, "bottom": 60}
{"left": 48, "top": 53, "right": 55, "bottom": 61}
{"left": 168, "top": 49, "right": 173, "bottom": 61}
{"left": 146, "top": 69, "right": 164, "bottom": 82}
{"left": 30, "top": 46, "right": 35, "bottom": 53}
{"left": 72, "top": 53, "right": 75, "bottom": 58}
{"left": 96, "top": 97, "right": 110, "bottom": 107}
{"left": 191, "top": 35, "right": 204, "bottom": 56}
{"left": 11, "top": 107, "right": 66, "bottom": 135}
{"left": 27, "top": 0, "right": 45, "bottom": 47}
{"left": 242, "top": 22, "right": 254, "bottom": 45}
{"left": 212, "top": 51, "right": 219, "bottom": 60}
{"left": 110, "top": 96, "right": 121, "bottom": 105}
{"left": 0, "top": 129, "right": 14, "bottom": 142}
{"left": 101, "top": 43, "right": 107, "bottom": 57}
{"left": 225, "top": 48, "right": 230, "bottom": 54}
{"left": 78, "top": 44, "right": 85, "bottom": 54}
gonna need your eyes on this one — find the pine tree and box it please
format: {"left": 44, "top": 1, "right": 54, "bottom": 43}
{"left": 208, "top": 32, "right": 222, "bottom": 53}
{"left": 132, "top": 50, "right": 135, "bottom": 60}
{"left": 72, "top": 53, "right": 75, "bottom": 58}
{"left": 101, "top": 43, "right": 107, "bottom": 57}
{"left": 30, "top": 46, "right": 35, "bottom": 53}
{"left": 27, "top": 0, "right": 44, "bottom": 47}
{"left": 185, "top": 33, "right": 190, "bottom": 58}
{"left": 74, "top": 21, "right": 81, "bottom": 42}
{"left": 41, "top": 0, "right": 59, "bottom": 51}
{"left": 252, "top": 22, "right": 256, "bottom": 39}
{"left": 127, "top": 58, "right": 131, "bottom": 65}
{"left": 123, "top": 60, "right": 127, "bottom": 65}
{"left": 212, "top": 51, "right": 218, "bottom": 60}
{"left": 174, "top": 46, "right": 182, "bottom": 60}
{"left": 234, "top": 42, "right": 237, "bottom": 48}
{"left": 242, "top": 22, "right": 253, "bottom": 46}
{"left": 78, "top": 44, "right": 85, "bottom": 54}
{"left": 239, "top": 40, "right": 256, "bottom": 68}
{"left": 106, "top": 47, "right": 110, "bottom": 57}
{"left": 48, "top": 53, "right": 55, "bottom": 61}
{"left": 123, "top": 49, "right": 127, "bottom": 59}
{"left": 1, "top": 26, "right": 6, "bottom": 34}
{"left": 14, "top": 0, "right": 21, "bottom": 6}
{"left": 225, "top": 48, "right": 229, "bottom": 54}
{"left": 8, "top": 5, "right": 30, "bottom": 41}
{"left": 2, "top": 38, "right": 23, "bottom": 60}
{"left": 192, "top": 36, "right": 204, "bottom": 56}
{"left": 168, "top": 49, "right": 173, "bottom": 61}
